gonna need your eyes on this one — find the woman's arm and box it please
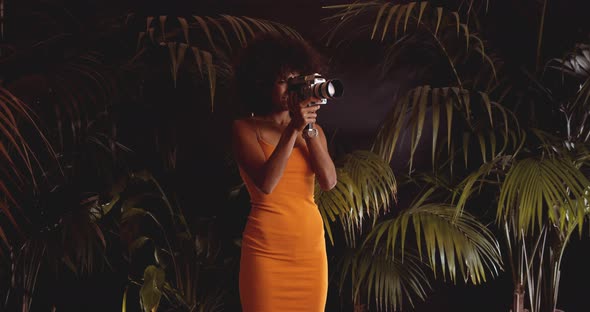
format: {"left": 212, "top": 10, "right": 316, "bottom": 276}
{"left": 232, "top": 119, "right": 299, "bottom": 194}
{"left": 289, "top": 95, "right": 337, "bottom": 191}
{"left": 305, "top": 123, "right": 337, "bottom": 191}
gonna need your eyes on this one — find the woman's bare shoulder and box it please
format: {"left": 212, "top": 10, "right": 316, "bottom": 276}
{"left": 232, "top": 117, "right": 257, "bottom": 136}
{"left": 233, "top": 117, "right": 253, "bottom": 128}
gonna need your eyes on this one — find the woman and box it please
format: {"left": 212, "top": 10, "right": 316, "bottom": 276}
{"left": 231, "top": 32, "right": 337, "bottom": 311}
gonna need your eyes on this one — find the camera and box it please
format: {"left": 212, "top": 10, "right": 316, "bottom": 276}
{"left": 287, "top": 73, "right": 344, "bottom": 104}
{"left": 287, "top": 73, "right": 343, "bottom": 139}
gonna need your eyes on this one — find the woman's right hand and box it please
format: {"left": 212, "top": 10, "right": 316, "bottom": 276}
{"left": 288, "top": 92, "right": 322, "bottom": 132}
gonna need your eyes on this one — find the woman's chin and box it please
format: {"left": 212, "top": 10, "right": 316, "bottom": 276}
{"left": 279, "top": 102, "right": 289, "bottom": 110}
{"left": 270, "top": 100, "right": 289, "bottom": 112}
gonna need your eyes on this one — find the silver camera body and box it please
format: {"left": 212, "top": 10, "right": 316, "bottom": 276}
{"left": 287, "top": 73, "right": 344, "bottom": 105}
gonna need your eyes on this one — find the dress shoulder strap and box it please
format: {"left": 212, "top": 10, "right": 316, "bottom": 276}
{"left": 251, "top": 115, "right": 262, "bottom": 141}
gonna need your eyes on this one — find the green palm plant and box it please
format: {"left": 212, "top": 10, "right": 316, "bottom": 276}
{"left": 320, "top": 0, "right": 590, "bottom": 311}
{"left": 109, "top": 170, "right": 229, "bottom": 312}
{"left": 125, "top": 13, "right": 303, "bottom": 111}
{"left": 316, "top": 150, "right": 398, "bottom": 246}
{"left": 2, "top": 111, "right": 130, "bottom": 311}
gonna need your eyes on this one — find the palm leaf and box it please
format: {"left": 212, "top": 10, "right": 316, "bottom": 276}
{"left": 570, "top": 77, "right": 590, "bottom": 128}
{"left": 0, "top": 87, "right": 57, "bottom": 182}
{"left": 133, "top": 15, "right": 304, "bottom": 112}
{"left": 201, "top": 50, "right": 216, "bottom": 112}
{"left": 192, "top": 15, "right": 218, "bottom": 51}
{"left": 364, "top": 204, "right": 502, "bottom": 285}
{"left": 372, "top": 86, "right": 519, "bottom": 170}
{"left": 45, "top": 53, "right": 119, "bottom": 152}
{"left": 317, "top": 151, "right": 396, "bottom": 246}
{"left": 547, "top": 43, "right": 590, "bottom": 79}
{"left": 453, "top": 155, "right": 509, "bottom": 217}
{"left": 232, "top": 16, "right": 257, "bottom": 40}
{"left": 8, "top": 191, "right": 109, "bottom": 309}
{"left": 340, "top": 150, "right": 397, "bottom": 221}
{"left": 337, "top": 247, "right": 430, "bottom": 312}
{"left": 325, "top": 1, "right": 427, "bottom": 43}
{"left": 0, "top": 86, "right": 59, "bottom": 251}
{"left": 167, "top": 42, "right": 188, "bottom": 88}
{"left": 458, "top": 0, "right": 490, "bottom": 15}
{"left": 323, "top": 1, "right": 500, "bottom": 89}
{"left": 497, "top": 157, "right": 590, "bottom": 234}
{"left": 316, "top": 169, "right": 362, "bottom": 246}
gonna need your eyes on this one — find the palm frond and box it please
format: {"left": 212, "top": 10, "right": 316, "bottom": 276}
{"left": 364, "top": 204, "right": 502, "bottom": 285}
{"left": 340, "top": 150, "right": 397, "bottom": 221}
{"left": 546, "top": 43, "right": 590, "bottom": 80}
{"left": 323, "top": 1, "right": 463, "bottom": 44}
{"left": 371, "top": 86, "right": 521, "bottom": 172}
{"left": 337, "top": 246, "right": 431, "bottom": 312}
{"left": 316, "top": 169, "right": 362, "bottom": 246}
{"left": 0, "top": 86, "right": 59, "bottom": 252}
{"left": 0, "top": 87, "right": 57, "bottom": 183}
{"left": 497, "top": 156, "right": 590, "bottom": 234}
{"left": 322, "top": 1, "right": 501, "bottom": 88}
{"left": 136, "top": 14, "right": 302, "bottom": 58}
{"left": 530, "top": 128, "right": 566, "bottom": 153}
{"left": 130, "top": 14, "right": 303, "bottom": 112}
{"left": 457, "top": 0, "right": 490, "bottom": 16}
{"left": 453, "top": 155, "right": 515, "bottom": 213}
{"left": 8, "top": 191, "right": 109, "bottom": 310}
{"left": 317, "top": 151, "right": 396, "bottom": 246}
{"left": 48, "top": 52, "right": 119, "bottom": 150}
{"left": 570, "top": 76, "right": 590, "bottom": 124}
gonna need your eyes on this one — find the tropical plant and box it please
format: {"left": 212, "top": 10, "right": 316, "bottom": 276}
{"left": 0, "top": 0, "right": 412, "bottom": 310}
{"left": 320, "top": 0, "right": 590, "bottom": 311}
{"left": 105, "top": 170, "right": 231, "bottom": 312}
{"left": 8, "top": 1, "right": 588, "bottom": 311}
{"left": 0, "top": 0, "right": 308, "bottom": 310}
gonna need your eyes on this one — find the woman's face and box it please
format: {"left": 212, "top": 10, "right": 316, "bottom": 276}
{"left": 271, "top": 72, "right": 299, "bottom": 112}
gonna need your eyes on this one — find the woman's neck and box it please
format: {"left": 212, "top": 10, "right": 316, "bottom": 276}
{"left": 258, "top": 111, "right": 290, "bottom": 127}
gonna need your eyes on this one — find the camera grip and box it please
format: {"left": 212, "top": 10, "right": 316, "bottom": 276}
{"left": 304, "top": 123, "right": 319, "bottom": 139}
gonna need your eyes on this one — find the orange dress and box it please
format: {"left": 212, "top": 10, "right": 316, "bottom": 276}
{"left": 238, "top": 136, "right": 328, "bottom": 312}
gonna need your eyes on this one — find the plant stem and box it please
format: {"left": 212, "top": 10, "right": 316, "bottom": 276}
{"left": 536, "top": 0, "right": 548, "bottom": 73}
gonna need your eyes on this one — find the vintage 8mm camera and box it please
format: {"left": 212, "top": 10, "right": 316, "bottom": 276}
{"left": 287, "top": 73, "right": 344, "bottom": 138}
{"left": 287, "top": 73, "right": 344, "bottom": 104}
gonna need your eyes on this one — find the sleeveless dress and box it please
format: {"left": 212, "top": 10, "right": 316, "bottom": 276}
{"left": 238, "top": 132, "right": 328, "bottom": 312}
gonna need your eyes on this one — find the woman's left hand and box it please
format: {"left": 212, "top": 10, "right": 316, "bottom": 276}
{"left": 289, "top": 92, "right": 322, "bottom": 132}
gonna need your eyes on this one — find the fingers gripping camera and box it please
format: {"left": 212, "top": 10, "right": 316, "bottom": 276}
{"left": 287, "top": 73, "right": 344, "bottom": 138}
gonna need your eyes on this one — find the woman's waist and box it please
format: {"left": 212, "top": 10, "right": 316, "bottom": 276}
{"left": 249, "top": 191, "right": 315, "bottom": 206}
{"left": 245, "top": 203, "right": 323, "bottom": 234}
{"left": 248, "top": 198, "right": 319, "bottom": 217}
{"left": 242, "top": 210, "right": 325, "bottom": 256}
{"left": 250, "top": 184, "right": 315, "bottom": 199}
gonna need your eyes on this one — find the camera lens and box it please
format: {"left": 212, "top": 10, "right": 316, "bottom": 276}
{"left": 312, "top": 79, "right": 344, "bottom": 99}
